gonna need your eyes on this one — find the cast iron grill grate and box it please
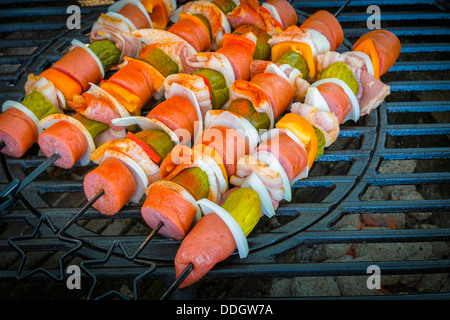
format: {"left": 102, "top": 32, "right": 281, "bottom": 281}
{"left": 0, "top": 0, "right": 449, "bottom": 299}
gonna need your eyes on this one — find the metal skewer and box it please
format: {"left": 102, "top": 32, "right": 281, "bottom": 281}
{"left": 160, "top": 262, "right": 194, "bottom": 300}
{"left": 0, "top": 152, "right": 60, "bottom": 212}
{"left": 58, "top": 189, "right": 105, "bottom": 236}
{"left": 335, "top": 0, "right": 351, "bottom": 17}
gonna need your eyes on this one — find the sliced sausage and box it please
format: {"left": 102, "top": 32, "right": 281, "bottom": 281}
{"left": 317, "top": 82, "right": 351, "bottom": 124}
{"left": 250, "top": 73, "right": 293, "bottom": 120}
{"left": 216, "top": 33, "right": 256, "bottom": 81}
{"left": 0, "top": 107, "right": 38, "bottom": 158}
{"left": 174, "top": 212, "right": 236, "bottom": 288}
{"left": 83, "top": 157, "right": 136, "bottom": 216}
{"left": 300, "top": 10, "right": 343, "bottom": 51}
{"left": 256, "top": 131, "right": 308, "bottom": 182}
{"left": 266, "top": 0, "right": 297, "bottom": 29}
{"left": 117, "top": 2, "right": 151, "bottom": 29}
{"left": 38, "top": 120, "right": 88, "bottom": 169}
{"left": 141, "top": 183, "right": 197, "bottom": 240}
{"left": 52, "top": 46, "right": 103, "bottom": 92}
{"left": 168, "top": 13, "right": 211, "bottom": 52}
{"left": 196, "top": 125, "right": 249, "bottom": 178}
{"left": 352, "top": 29, "right": 401, "bottom": 76}
{"left": 147, "top": 95, "right": 197, "bottom": 143}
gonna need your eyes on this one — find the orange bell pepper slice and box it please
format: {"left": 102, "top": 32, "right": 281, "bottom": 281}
{"left": 271, "top": 41, "right": 316, "bottom": 79}
{"left": 100, "top": 82, "right": 141, "bottom": 116}
{"left": 40, "top": 67, "right": 82, "bottom": 101}
{"left": 353, "top": 38, "right": 380, "bottom": 80}
{"left": 276, "top": 113, "right": 318, "bottom": 169}
{"left": 140, "top": 0, "right": 169, "bottom": 30}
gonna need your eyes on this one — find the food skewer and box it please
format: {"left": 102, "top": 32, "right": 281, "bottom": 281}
{"left": 159, "top": 3, "right": 402, "bottom": 299}
{"left": 0, "top": 0, "right": 398, "bottom": 300}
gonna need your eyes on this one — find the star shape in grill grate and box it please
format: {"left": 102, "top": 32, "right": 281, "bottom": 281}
{"left": 80, "top": 239, "right": 157, "bottom": 300}
{"left": 7, "top": 214, "right": 83, "bottom": 281}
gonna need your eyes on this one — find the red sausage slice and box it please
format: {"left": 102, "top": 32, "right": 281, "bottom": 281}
{"left": 174, "top": 212, "right": 237, "bottom": 288}
{"left": 256, "top": 131, "right": 308, "bottom": 182}
{"left": 266, "top": 0, "right": 297, "bottom": 29}
{"left": 0, "top": 107, "right": 38, "bottom": 158}
{"left": 83, "top": 157, "right": 136, "bottom": 216}
{"left": 141, "top": 183, "right": 197, "bottom": 240}
{"left": 300, "top": 10, "right": 343, "bottom": 51}
{"left": 352, "top": 29, "right": 401, "bottom": 76}
{"left": 52, "top": 46, "right": 103, "bottom": 92}
{"left": 216, "top": 33, "right": 256, "bottom": 81}
{"left": 117, "top": 3, "right": 151, "bottom": 29}
{"left": 317, "top": 82, "right": 351, "bottom": 124}
{"left": 196, "top": 125, "right": 249, "bottom": 178}
{"left": 250, "top": 73, "right": 293, "bottom": 120}
{"left": 38, "top": 121, "right": 88, "bottom": 169}
{"left": 147, "top": 95, "right": 197, "bottom": 143}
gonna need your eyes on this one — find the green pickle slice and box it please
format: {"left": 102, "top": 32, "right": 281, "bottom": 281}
{"left": 135, "top": 129, "right": 173, "bottom": 163}
{"left": 226, "top": 98, "right": 271, "bottom": 131}
{"left": 171, "top": 167, "right": 210, "bottom": 201}
{"left": 313, "top": 127, "right": 325, "bottom": 160}
{"left": 194, "top": 68, "right": 229, "bottom": 109}
{"left": 212, "top": 0, "right": 236, "bottom": 14}
{"left": 72, "top": 113, "right": 109, "bottom": 138}
{"left": 193, "top": 14, "right": 212, "bottom": 39}
{"left": 233, "top": 24, "right": 271, "bottom": 61}
{"left": 221, "top": 187, "right": 261, "bottom": 237}
{"left": 319, "top": 61, "right": 359, "bottom": 95}
{"left": 138, "top": 47, "right": 179, "bottom": 77}
{"left": 21, "top": 91, "right": 59, "bottom": 120}
{"left": 88, "top": 40, "right": 121, "bottom": 72}
{"left": 276, "top": 50, "right": 309, "bottom": 80}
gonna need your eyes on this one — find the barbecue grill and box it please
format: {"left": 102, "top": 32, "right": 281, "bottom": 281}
{"left": 0, "top": 0, "right": 449, "bottom": 300}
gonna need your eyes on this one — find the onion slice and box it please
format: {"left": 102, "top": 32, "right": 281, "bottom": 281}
{"left": 305, "top": 29, "right": 330, "bottom": 55}
{"left": 197, "top": 198, "right": 249, "bottom": 258}
{"left": 304, "top": 86, "right": 330, "bottom": 112}
{"left": 111, "top": 116, "right": 181, "bottom": 145}
{"left": 241, "top": 172, "right": 276, "bottom": 218}
{"left": 38, "top": 113, "right": 96, "bottom": 166}
{"left": 343, "top": 51, "right": 374, "bottom": 77}
{"left": 204, "top": 109, "right": 259, "bottom": 153}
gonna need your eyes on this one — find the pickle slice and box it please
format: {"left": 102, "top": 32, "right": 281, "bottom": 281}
{"left": 276, "top": 50, "right": 309, "bottom": 80}
{"left": 319, "top": 61, "right": 359, "bottom": 95}
{"left": 88, "top": 40, "right": 121, "bottom": 72}
{"left": 171, "top": 167, "right": 210, "bottom": 201}
{"left": 135, "top": 129, "right": 173, "bottom": 163}
{"left": 221, "top": 187, "right": 261, "bottom": 237}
